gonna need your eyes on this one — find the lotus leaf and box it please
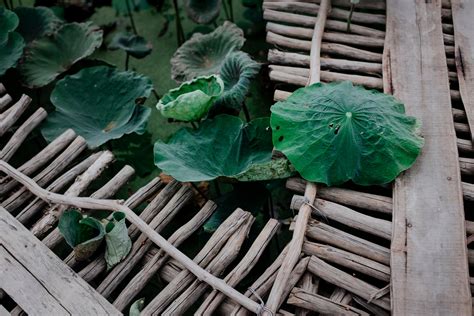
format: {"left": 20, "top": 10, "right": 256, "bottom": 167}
{"left": 171, "top": 21, "right": 245, "bottom": 82}
{"left": 232, "top": 158, "right": 295, "bottom": 181}
{"left": 271, "top": 81, "right": 424, "bottom": 186}
{"left": 41, "top": 66, "right": 153, "bottom": 148}
{"left": 105, "top": 212, "right": 132, "bottom": 270}
{"left": 58, "top": 209, "right": 106, "bottom": 261}
{"left": 18, "top": 22, "right": 103, "bottom": 88}
{"left": 0, "top": 32, "right": 25, "bottom": 76}
{"left": 0, "top": 7, "right": 18, "bottom": 45}
{"left": 217, "top": 51, "right": 260, "bottom": 109}
{"left": 14, "top": 6, "right": 62, "bottom": 43}
{"left": 157, "top": 75, "right": 224, "bottom": 122}
{"left": 112, "top": 0, "right": 150, "bottom": 15}
{"left": 184, "top": 0, "right": 221, "bottom": 24}
{"left": 154, "top": 115, "right": 273, "bottom": 182}
{"left": 108, "top": 32, "right": 152, "bottom": 58}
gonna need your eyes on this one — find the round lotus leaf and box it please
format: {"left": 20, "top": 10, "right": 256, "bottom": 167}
{"left": 41, "top": 66, "right": 153, "bottom": 148}
{"left": 18, "top": 22, "right": 103, "bottom": 88}
{"left": 271, "top": 81, "right": 424, "bottom": 186}
{"left": 0, "top": 32, "right": 25, "bottom": 76}
{"left": 157, "top": 75, "right": 224, "bottom": 122}
{"left": 232, "top": 158, "right": 295, "bottom": 181}
{"left": 216, "top": 51, "right": 260, "bottom": 110}
{"left": 14, "top": 7, "right": 62, "bottom": 43}
{"left": 0, "top": 8, "right": 19, "bottom": 45}
{"left": 108, "top": 32, "right": 152, "bottom": 59}
{"left": 154, "top": 115, "right": 273, "bottom": 182}
{"left": 184, "top": 0, "right": 221, "bottom": 24}
{"left": 171, "top": 21, "right": 245, "bottom": 82}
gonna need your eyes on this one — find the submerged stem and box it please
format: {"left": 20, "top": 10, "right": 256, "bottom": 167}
{"left": 242, "top": 102, "right": 251, "bottom": 122}
{"left": 125, "top": 0, "right": 138, "bottom": 35}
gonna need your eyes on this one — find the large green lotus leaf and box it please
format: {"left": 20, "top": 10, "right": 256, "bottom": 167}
{"left": 58, "top": 209, "right": 106, "bottom": 261}
{"left": 232, "top": 158, "right": 295, "bottom": 181}
{"left": 184, "top": 0, "right": 221, "bottom": 24}
{"left": 108, "top": 32, "right": 152, "bottom": 58}
{"left": 157, "top": 75, "right": 224, "bottom": 122}
{"left": 154, "top": 115, "right": 273, "bottom": 182}
{"left": 271, "top": 81, "right": 424, "bottom": 186}
{"left": 0, "top": 32, "right": 25, "bottom": 76}
{"left": 14, "top": 7, "right": 62, "bottom": 43}
{"left": 216, "top": 51, "right": 260, "bottom": 110}
{"left": 171, "top": 21, "right": 245, "bottom": 82}
{"left": 18, "top": 22, "right": 103, "bottom": 88}
{"left": 0, "top": 8, "right": 18, "bottom": 45}
{"left": 41, "top": 66, "right": 153, "bottom": 148}
{"left": 105, "top": 212, "right": 132, "bottom": 270}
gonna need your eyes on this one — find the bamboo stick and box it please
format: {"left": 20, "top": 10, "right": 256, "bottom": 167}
{"left": 0, "top": 95, "right": 31, "bottom": 137}
{"left": 352, "top": 295, "right": 390, "bottom": 316}
{"left": 0, "top": 161, "right": 262, "bottom": 314}
{"left": 264, "top": 0, "right": 385, "bottom": 11}
{"left": 295, "top": 273, "right": 320, "bottom": 316}
{"left": 0, "top": 93, "right": 12, "bottom": 111}
{"left": 328, "top": 287, "right": 352, "bottom": 305}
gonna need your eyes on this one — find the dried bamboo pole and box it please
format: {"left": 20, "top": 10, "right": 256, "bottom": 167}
{"left": 0, "top": 161, "right": 262, "bottom": 314}
{"left": 112, "top": 200, "right": 216, "bottom": 311}
{"left": 31, "top": 151, "right": 115, "bottom": 238}
{"left": 352, "top": 295, "right": 390, "bottom": 316}
{"left": 162, "top": 217, "right": 255, "bottom": 315}
{"left": 0, "top": 94, "right": 12, "bottom": 111}
{"left": 0, "top": 108, "right": 47, "bottom": 162}
{"left": 306, "top": 219, "right": 390, "bottom": 265}
{"left": 96, "top": 185, "right": 193, "bottom": 298}
{"left": 288, "top": 287, "right": 369, "bottom": 315}
{"left": 308, "top": 256, "right": 390, "bottom": 310}
{"left": 141, "top": 209, "right": 253, "bottom": 314}
{"left": 0, "top": 95, "right": 31, "bottom": 137}
{"left": 265, "top": 0, "right": 385, "bottom": 11}
{"left": 286, "top": 177, "right": 392, "bottom": 214}
{"left": 2, "top": 136, "right": 88, "bottom": 213}
{"left": 295, "top": 273, "right": 320, "bottom": 316}
{"left": 464, "top": 182, "right": 474, "bottom": 202}
{"left": 328, "top": 287, "right": 352, "bottom": 305}
{"left": 0, "top": 129, "right": 76, "bottom": 195}
{"left": 196, "top": 219, "right": 280, "bottom": 315}
{"left": 302, "top": 241, "right": 390, "bottom": 281}
{"left": 458, "top": 138, "right": 473, "bottom": 153}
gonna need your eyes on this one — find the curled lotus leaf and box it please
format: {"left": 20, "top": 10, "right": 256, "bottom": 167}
{"left": 154, "top": 115, "right": 273, "bottom": 182}
{"left": 216, "top": 51, "right": 260, "bottom": 110}
{"left": 0, "top": 7, "right": 19, "bottom": 45}
{"left": 14, "top": 6, "right": 62, "bottom": 43}
{"left": 108, "top": 32, "right": 152, "bottom": 59}
{"left": 18, "top": 22, "right": 103, "bottom": 88}
{"left": 171, "top": 21, "right": 245, "bottom": 82}
{"left": 0, "top": 31, "right": 25, "bottom": 76}
{"left": 157, "top": 75, "right": 224, "bottom": 122}
{"left": 184, "top": 0, "right": 221, "bottom": 24}
{"left": 41, "top": 66, "right": 153, "bottom": 148}
{"left": 271, "top": 81, "right": 424, "bottom": 186}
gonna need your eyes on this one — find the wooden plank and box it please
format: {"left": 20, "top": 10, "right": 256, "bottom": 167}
{"left": 0, "top": 206, "right": 121, "bottom": 315}
{"left": 451, "top": 0, "right": 474, "bottom": 143}
{"left": 384, "top": 1, "right": 471, "bottom": 315}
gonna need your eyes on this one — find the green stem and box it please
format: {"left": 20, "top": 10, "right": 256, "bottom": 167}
{"left": 190, "top": 122, "right": 198, "bottom": 130}
{"left": 8, "top": 0, "right": 14, "bottom": 9}
{"left": 190, "top": 182, "right": 207, "bottom": 200}
{"left": 125, "top": 53, "right": 130, "bottom": 70}
{"left": 227, "top": 0, "right": 234, "bottom": 22}
{"left": 125, "top": 0, "right": 138, "bottom": 35}
{"left": 346, "top": 4, "right": 355, "bottom": 33}
{"left": 3, "top": 0, "right": 10, "bottom": 9}
{"left": 152, "top": 89, "right": 160, "bottom": 102}
{"left": 242, "top": 102, "right": 251, "bottom": 122}
{"left": 222, "top": 0, "right": 230, "bottom": 20}
{"left": 213, "top": 180, "right": 221, "bottom": 197}
{"left": 172, "top": 0, "right": 185, "bottom": 46}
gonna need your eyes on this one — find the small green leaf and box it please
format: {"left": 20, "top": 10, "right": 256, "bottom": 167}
{"left": 157, "top": 75, "right": 224, "bottom": 122}
{"left": 0, "top": 7, "right": 19, "bottom": 45}
{"left": 105, "top": 212, "right": 132, "bottom": 270}
{"left": 271, "top": 81, "right": 424, "bottom": 186}
{"left": 14, "top": 6, "right": 62, "bottom": 43}
{"left": 129, "top": 298, "right": 145, "bottom": 316}
{"left": 108, "top": 32, "right": 152, "bottom": 59}
{"left": 184, "top": 0, "right": 221, "bottom": 24}
{"left": 171, "top": 21, "right": 245, "bottom": 82}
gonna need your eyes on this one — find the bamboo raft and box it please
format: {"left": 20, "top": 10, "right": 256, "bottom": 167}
{"left": 1, "top": 0, "right": 474, "bottom": 315}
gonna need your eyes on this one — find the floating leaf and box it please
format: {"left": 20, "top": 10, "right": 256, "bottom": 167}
{"left": 154, "top": 115, "right": 273, "bottom": 182}
{"left": 0, "top": 7, "right": 18, "bottom": 45}
{"left": 232, "top": 158, "right": 295, "bottom": 181}
{"left": 129, "top": 298, "right": 145, "bottom": 316}
{"left": 157, "top": 75, "right": 224, "bottom": 122}
{"left": 41, "top": 66, "right": 153, "bottom": 148}
{"left": 14, "top": 6, "right": 62, "bottom": 43}
{"left": 0, "top": 32, "right": 25, "bottom": 76}
{"left": 171, "top": 21, "right": 245, "bottom": 82}
{"left": 108, "top": 32, "right": 152, "bottom": 59}
{"left": 216, "top": 51, "right": 260, "bottom": 110}
{"left": 18, "top": 22, "right": 103, "bottom": 88}
{"left": 112, "top": 0, "right": 150, "bottom": 15}
{"left": 58, "top": 210, "right": 105, "bottom": 261}
{"left": 105, "top": 212, "right": 132, "bottom": 270}
{"left": 184, "top": 0, "right": 221, "bottom": 24}
{"left": 271, "top": 81, "right": 424, "bottom": 186}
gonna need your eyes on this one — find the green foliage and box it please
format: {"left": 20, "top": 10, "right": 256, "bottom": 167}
{"left": 105, "top": 212, "right": 132, "bottom": 270}
{"left": 271, "top": 81, "right": 424, "bottom": 186}
{"left": 157, "top": 75, "right": 224, "bottom": 122}
{"left": 232, "top": 158, "right": 295, "bottom": 181}
{"left": 129, "top": 298, "right": 145, "bottom": 316}
{"left": 18, "top": 22, "right": 103, "bottom": 88}
{"left": 171, "top": 21, "right": 245, "bottom": 82}
{"left": 112, "top": 0, "right": 150, "bottom": 15}
{"left": 0, "top": 7, "right": 19, "bottom": 45}
{"left": 184, "top": 0, "right": 221, "bottom": 24}
{"left": 108, "top": 32, "right": 152, "bottom": 59}
{"left": 41, "top": 66, "right": 153, "bottom": 148}
{"left": 154, "top": 115, "right": 273, "bottom": 182}
{"left": 216, "top": 51, "right": 260, "bottom": 110}
{"left": 58, "top": 210, "right": 106, "bottom": 261}
{"left": 14, "top": 6, "right": 62, "bottom": 43}
{"left": 0, "top": 8, "right": 25, "bottom": 76}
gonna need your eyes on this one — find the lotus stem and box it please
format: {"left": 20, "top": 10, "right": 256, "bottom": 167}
{"left": 190, "top": 182, "right": 208, "bottom": 201}
{"left": 222, "top": 0, "right": 231, "bottom": 21}
{"left": 172, "top": 0, "right": 185, "bottom": 46}
{"left": 125, "top": 53, "right": 130, "bottom": 71}
{"left": 214, "top": 180, "right": 222, "bottom": 197}
{"left": 125, "top": 0, "right": 138, "bottom": 35}
{"left": 227, "top": 0, "right": 234, "bottom": 22}
{"left": 3, "top": 0, "right": 10, "bottom": 9}
{"left": 152, "top": 89, "right": 161, "bottom": 102}
{"left": 346, "top": 4, "right": 355, "bottom": 33}
{"left": 242, "top": 101, "right": 251, "bottom": 122}
{"left": 190, "top": 121, "right": 198, "bottom": 130}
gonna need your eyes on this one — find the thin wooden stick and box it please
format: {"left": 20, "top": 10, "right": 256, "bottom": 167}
{"left": 0, "top": 161, "right": 262, "bottom": 314}
{"left": 295, "top": 272, "right": 320, "bottom": 316}
{"left": 0, "top": 94, "right": 12, "bottom": 112}
{"left": 0, "top": 94, "right": 31, "bottom": 137}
